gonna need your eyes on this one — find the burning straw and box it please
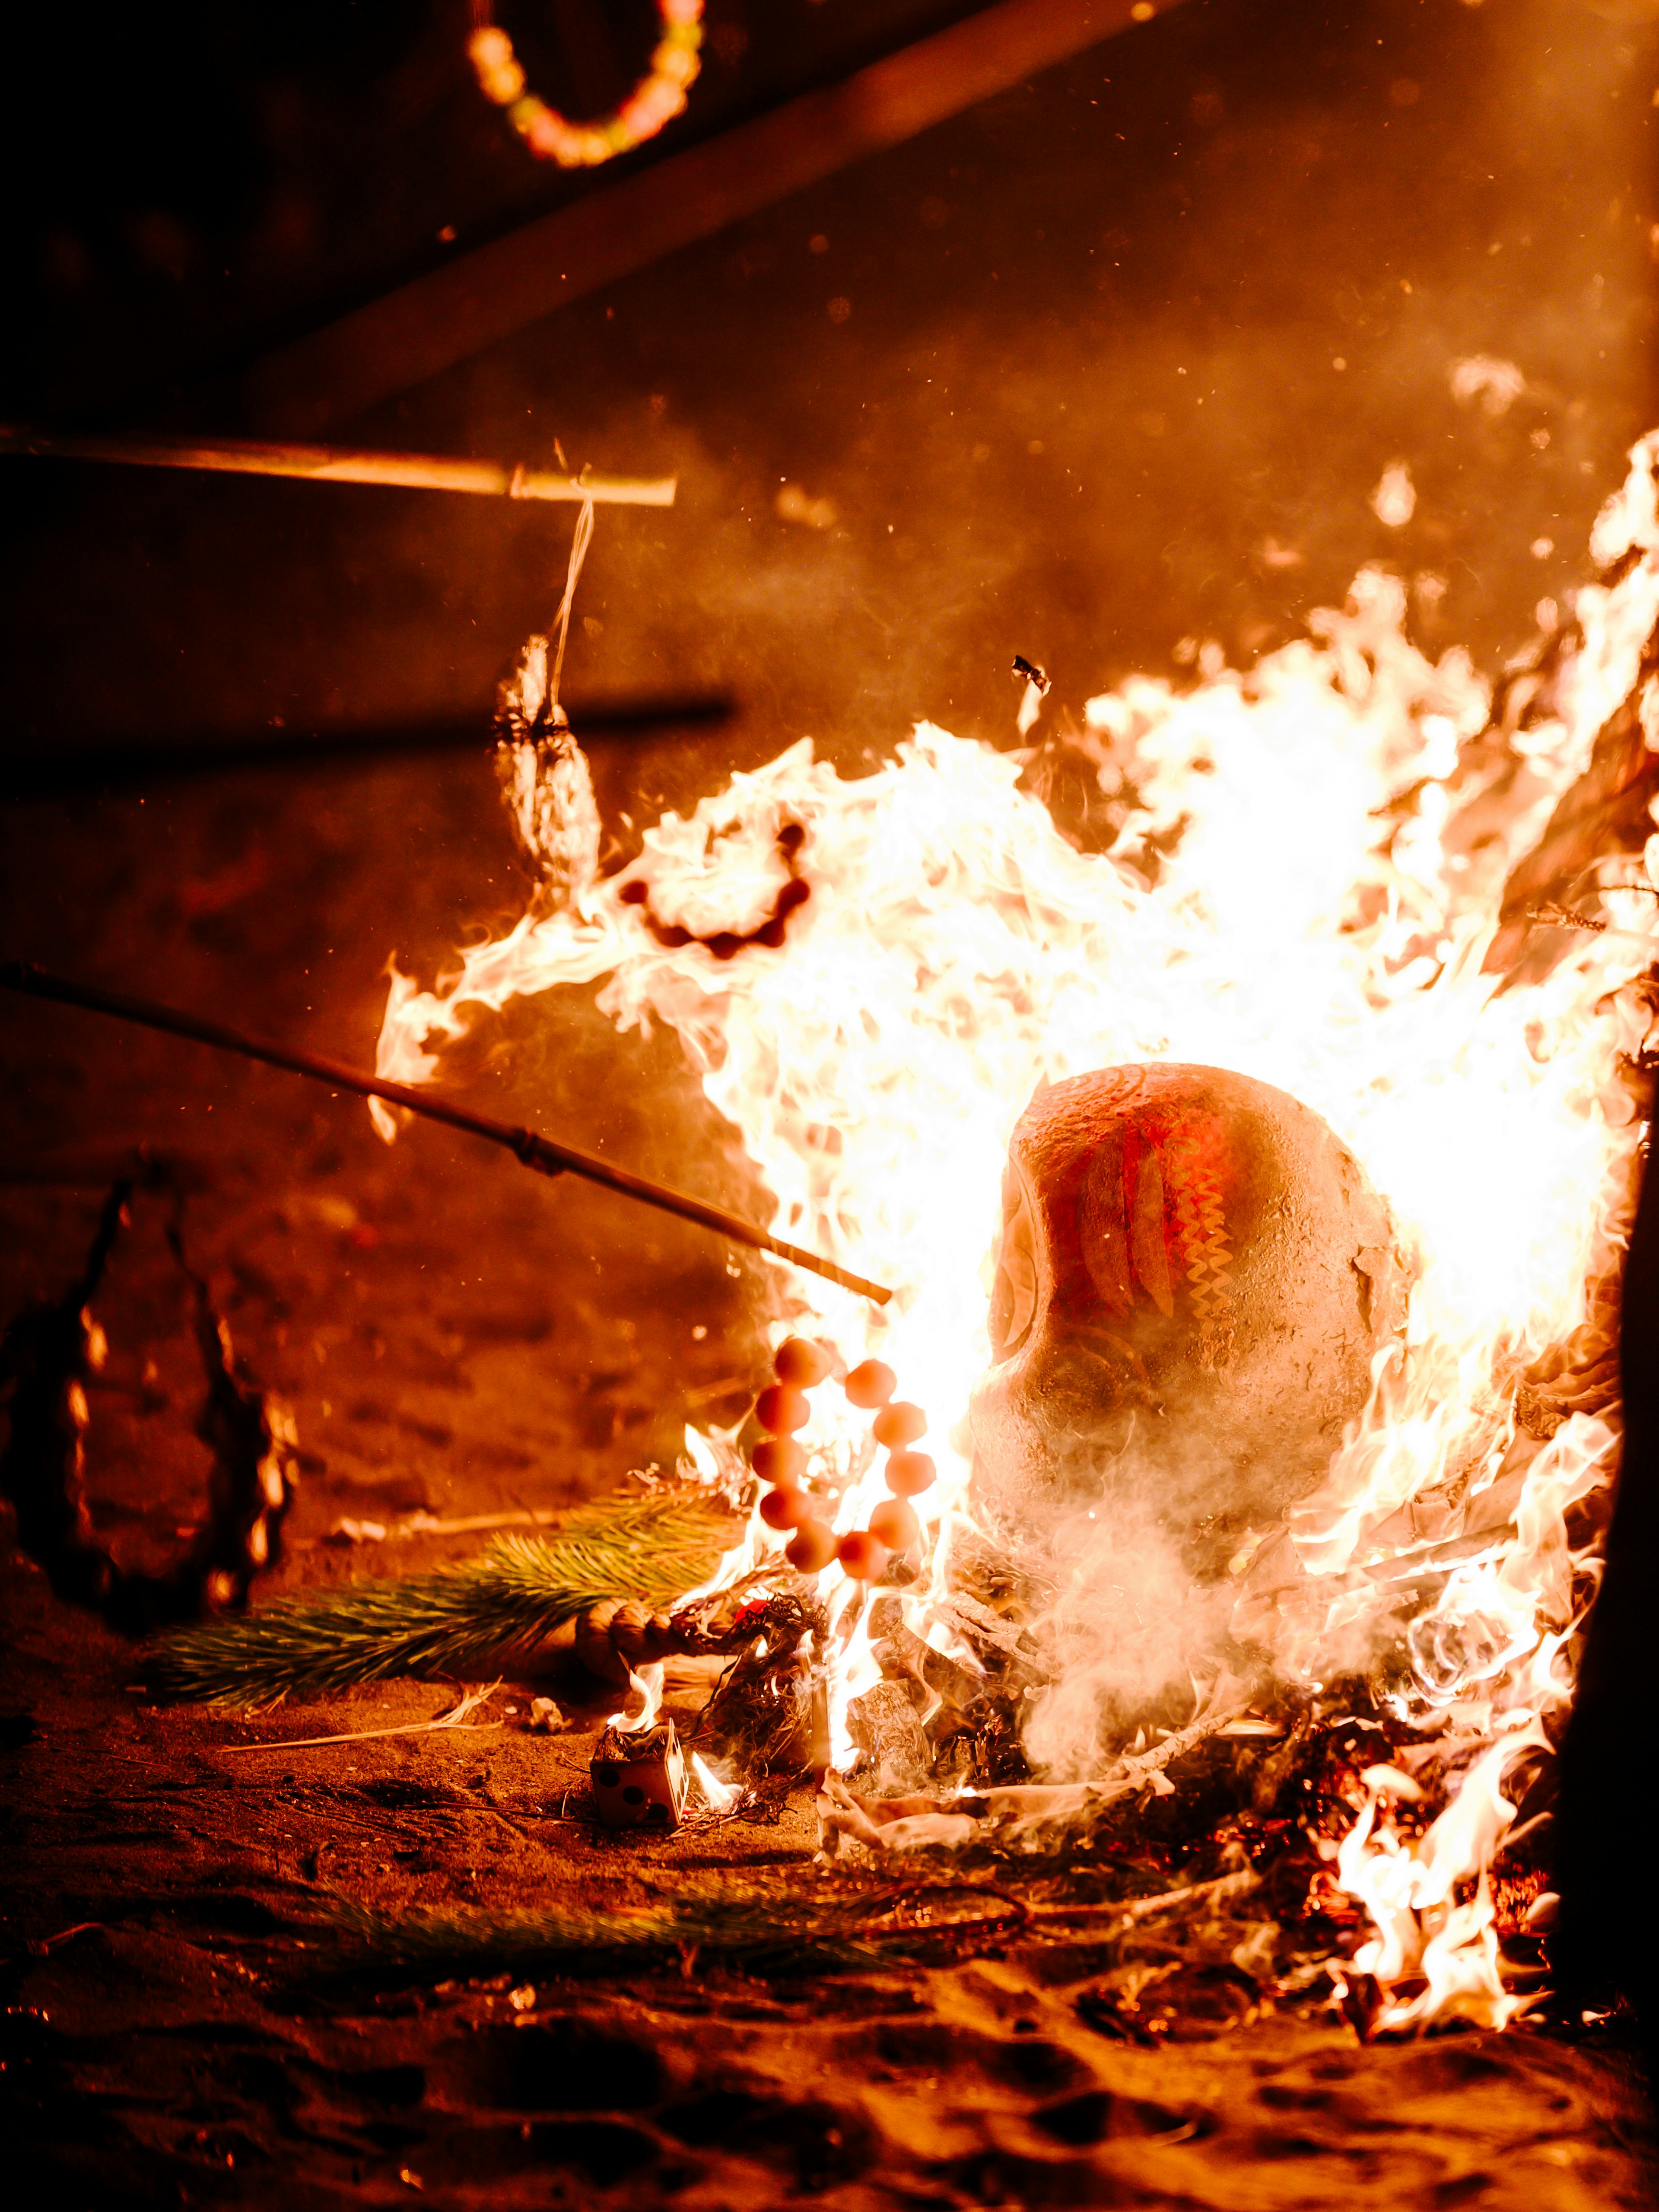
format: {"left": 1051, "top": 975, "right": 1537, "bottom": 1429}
{"left": 61, "top": 428, "right": 1659, "bottom": 2042}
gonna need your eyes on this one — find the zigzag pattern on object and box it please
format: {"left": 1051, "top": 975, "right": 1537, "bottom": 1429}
{"left": 1165, "top": 1121, "right": 1234, "bottom": 1327}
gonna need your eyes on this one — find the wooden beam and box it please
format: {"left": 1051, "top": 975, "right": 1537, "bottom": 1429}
{"left": 247, "top": 0, "right": 1177, "bottom": 436}
{"left": 0, "top": 425, "right": 674, "bottom": 507}
{"left": 0, "top": 694, "right": 736, "bottom": 802}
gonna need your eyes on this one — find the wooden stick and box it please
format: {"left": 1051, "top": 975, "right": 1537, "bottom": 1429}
{"left": 0, "top": 425, "right": 675, "bottom": 508}
{"left": 222, "top": 1682, "right": 504, "bottom": 1754}
{"left": 0, "top": 961, "right": 893, "bottom": 1306}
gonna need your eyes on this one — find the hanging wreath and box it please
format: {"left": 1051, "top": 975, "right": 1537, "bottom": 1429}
{"left": 468, "top": 0, "right": 705, "bottom": 169}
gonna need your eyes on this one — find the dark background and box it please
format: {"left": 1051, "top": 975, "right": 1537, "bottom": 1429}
{"left": 4, "top": 0, "right": 1656, "bottom": 767}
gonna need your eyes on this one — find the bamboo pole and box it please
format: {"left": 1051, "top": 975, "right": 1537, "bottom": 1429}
{"left": 0, "top": 425, "right": 675, "bottom": 508}
{"left": 0, "top": 962, "right": 892, "bottom": 1307}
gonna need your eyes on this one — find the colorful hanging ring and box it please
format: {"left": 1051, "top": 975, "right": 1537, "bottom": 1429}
{"left": 468, "top": 0, "right": 704, "bottom": 169}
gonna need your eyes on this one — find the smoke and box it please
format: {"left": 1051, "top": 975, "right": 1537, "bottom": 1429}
{"left": 1019, "top": 1485, "right": 1239, "bottom": 1781}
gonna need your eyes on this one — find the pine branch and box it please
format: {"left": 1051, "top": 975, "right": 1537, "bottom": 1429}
{"left": 148, "top": 1490, "right": 737, "bottom": 1705}
{"left": 321, "top": 1892, "right": 918, "bottom": 1977}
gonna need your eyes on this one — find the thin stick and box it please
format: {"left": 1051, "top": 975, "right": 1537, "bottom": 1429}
{"left": 0, "top": 961, "right": 893, "bottom": 1305}
{"left": 1027, "top": 1869, "right": 1261, "bottom": 1925}
{"left": 1526, "top": 903, "right": 1659, "bottom": 953}
{"left": 362, "top": 1509, "right": 565, "bottom": 1540}
{"left": 0, "top": 424, "right": 674, "bottom": 508}
{"left": 28, "top": 1922, "right": 105, "bottom": 1955}
{"left": 222, "top": 1681, "right": 502, "bottom": 1754}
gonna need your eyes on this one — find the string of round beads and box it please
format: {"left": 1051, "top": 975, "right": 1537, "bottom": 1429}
{"left": 751, "top": 1338, "right": 838, "bottom": 1567}
{"left": 748, "top": 1340, "right": 938, "bottom": 1582}
{"left": 468, "top": 1, "right": 704, "bottom": 170}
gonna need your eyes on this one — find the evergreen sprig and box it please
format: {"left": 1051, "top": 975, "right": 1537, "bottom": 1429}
{"left": 322, "top": 1895, "right": 885, "bottom": 1976}
{"left": 149, "top": 1490, "right": 737, "bottom": 1705}
{"left": 318, "top": 1883, "right": 1014, "bottom": 1978}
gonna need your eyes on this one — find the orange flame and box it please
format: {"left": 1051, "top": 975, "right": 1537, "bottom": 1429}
{"left": 375, "top": 434, "right": 1659, "bottom": 2028}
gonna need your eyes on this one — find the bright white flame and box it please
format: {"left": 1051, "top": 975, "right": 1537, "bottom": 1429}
{"left": 1333, "top": 1716, "right": 1552, "bottom": 2032}
{"left": 605, "top": 1661, "right": 664, "bottom": 1737}
{"left": 375, "top": 434, "right": 1659, "bottom": 2030}
{"left": 1372, "top": 461, "right": 1416, "bottom": 528}
{"left": 690, "top": 1749, "right": 739, "bottom": 1811}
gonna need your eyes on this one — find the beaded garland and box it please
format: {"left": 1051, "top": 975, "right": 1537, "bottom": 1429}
{"left": 468, "top": 1, "right": 704, "bottom": 170}
{"left": 751, "top": 1339, "right": 937, "bottom": 1583}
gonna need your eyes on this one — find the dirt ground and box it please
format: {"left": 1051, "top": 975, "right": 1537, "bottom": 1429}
{"left": 1, "top": 755, "right": 1654, "bottom": 2212}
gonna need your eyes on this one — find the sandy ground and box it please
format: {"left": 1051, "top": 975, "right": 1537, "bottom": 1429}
{"left": 1, "top": 748, "right": 1654, "bottom": 2210}
{"left": 2, "top": 1573, "right": 1653, "bottom": 2212}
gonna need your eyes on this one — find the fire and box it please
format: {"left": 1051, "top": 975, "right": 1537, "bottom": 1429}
{"left": 605, "top": 1660, "right": 665, "bottom": 1737}
{"left": 374, "top": 436, "right": 1659, "bottom": 2031}
{"left": 690, "top": 1749, "right": 740, "bottom": 1811}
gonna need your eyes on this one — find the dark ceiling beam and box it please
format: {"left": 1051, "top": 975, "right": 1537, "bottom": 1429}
{"left": 0, "top": 694, "right": 735, "bottom": 802}
{"left": 246, "top": 0, "right": 1178, "bottom": 437}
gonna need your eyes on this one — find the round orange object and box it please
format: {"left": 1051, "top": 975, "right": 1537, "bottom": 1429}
{"left": 836, "top": 1529, "right": 890, "bottom": 1581}
{"left": 843, "top": 1359, "right": 896, "bottom": 1410}
{"left": 785, "top": 1518, "right": 839, "bottom": 1572}
{"left": 885, "top": 1450, "right": 937, "bottom": 1496}
{"left": 752, "top": 1437, "right": 807, "bottom": 1486}
{"left": 755, "top": 1383, "right": 810, "bottom": 1435}
{"left": 760, "top": 1484, "right": 815, "bottom": 1531}
{"left": 872, "top": 1400, "right": 926, "bottom": 1449}
{"left": 774, "top": 1337, "right": 833, "bottom": 1387}
{"left": 969, "top": 1061, "right": 1408, "bottom": 1570}
{"left": 867, "top": 1496, "right": 919, "bottom": 1551}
